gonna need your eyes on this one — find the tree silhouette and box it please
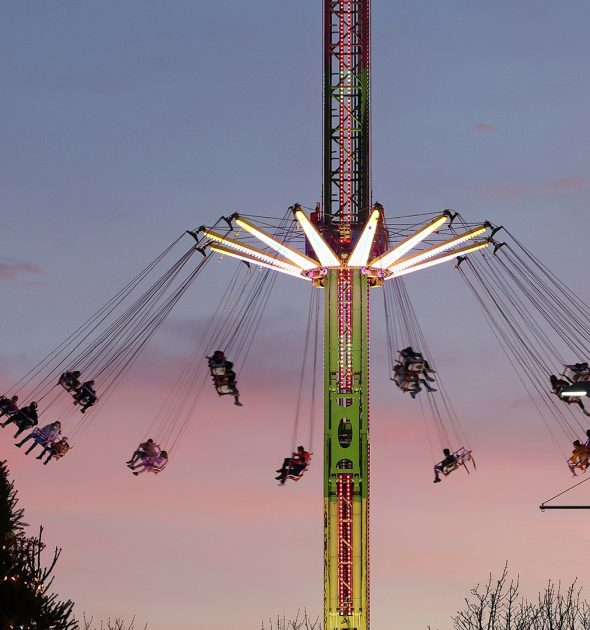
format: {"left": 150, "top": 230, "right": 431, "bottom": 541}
{"left": 261, "top": 610, "right": 322, "bottom": 630}
{"left": 0, "top": 459, "right": 76, "bottom": 629}
{"left": 432, "top": 564, "right": 590, "bottom": 630}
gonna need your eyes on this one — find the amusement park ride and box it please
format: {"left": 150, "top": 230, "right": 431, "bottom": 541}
{"left": 200, "top": 3, "right": 487, "bottom": 628}
{"left": 3, "top": 2, "right": 590, "bottom": 629}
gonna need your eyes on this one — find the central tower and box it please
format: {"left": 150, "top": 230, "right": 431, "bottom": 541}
{"left": 320, "top": 3, "right": 374, "bottom": 628}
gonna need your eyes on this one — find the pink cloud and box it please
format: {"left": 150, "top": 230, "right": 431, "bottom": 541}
{"left": 0, "top": 258, "right": 42, "bottom": 280}
{"left": 474, "top": 122, "right": 499, "bottom": 132}
{"left": 476, "top": 175, "right": 588, "bottom": 198}
{"left": 549, "top": 175, "right": 588, "bottom": 190}
{"left": 476, "top": 184, "right": 527, "bottom": 198}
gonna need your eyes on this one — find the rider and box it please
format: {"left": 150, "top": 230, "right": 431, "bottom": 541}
{"left": 290, "top": 446, "right": 311, "bottom": 476}
{"left": 74, "top": 380, "right": 97, "bottom": 413}
{"left": 3, "top": 402, "right": 39, "bottom": 438}
{"left": 208, "top": 350, "right": 227, "bottom": 369}
{"left": 208, "top": 351, "right": 243, "bottom": 406}
{"left": 15, "top": 421, "right": 62, "bottom": 455}
{"left": 275, "top": 446, "right": 310, "bottom": 484}
{"left": 37, "top": 437, "right": 70, "bottom": 465}
{"left": 550, "top": 374, "right": 590, "bottom": 416}
{"left": 0, "top": 395, "right": 19, "bottom": 418}
{"left": 126, "top": 439, "right": 160, "bottom": 468}
{"left": 568, "top": 440, "right": 590, "bottom": 476}
{"left": 433, "top": 448, "right": 457, "bottom": 483}
{"left": 59, "top": 370, "right": 81, "bottom": 391}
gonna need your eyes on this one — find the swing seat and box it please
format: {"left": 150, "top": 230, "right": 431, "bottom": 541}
{"left": 438, "top": 447, "right": 475, "bottom": 477}
{"left": 563, "top": 365, "right": 590, "bottom": 383}
{"left": 287, "top": 455, "right": 312, "bottom": 481}
{"left": 568, "top": 456, "right": 590, "bottom": 473}
{"left": 406, "top": 359, "right": 425, "bottom": 373}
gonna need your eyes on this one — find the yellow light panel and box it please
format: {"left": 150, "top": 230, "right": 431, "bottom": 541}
{"left": 235, "top": 216, "right": 319, "bottom": 270}
{"left": 390, "top": 224, "right": 488, "bottom": 272}
{"left": 347, "top": 208, "right": 381, "bottom": 267}
{"left": 368, "top": 213, "right": 448, "bottom": 269}
{"left": 294, "top": 209, "right": 341, "bottom": 267}
{"left": 210, "top": 244, "right": 309, "bottom": 280}
{"left": 204, "top": 229, "right": 303, "bottom": 276}
{"left": 389, "top": 241, "right": 489, "bottom": 278}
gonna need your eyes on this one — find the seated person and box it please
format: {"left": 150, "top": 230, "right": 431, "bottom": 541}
{"left": 400, "top": 346, "right": 421, "bottom": 362}
{"left": 289, "top": 446, "right": 311, "bottom": 477}
{"left": 126, "top": 439, "right": 160, "bottom": 468}
{"left": 570, "top": 362, "right": 590, "bottom": 375}
{"left": 208, "top": 350, "right": 227, "bottom": 369}
{"left": 550, "top": 374, "right": 590, "bottom": 416}
{"left": 398, "top": 347, "right": 436, "bottom": 383}
{"left": 73, "top": 380, "right": 97, "bottom": 413}
{"left": 433, "top": 448, "right": 457, "bottom": 483}
{"left": 131, "top": 450, "right": 168, "bottom": 476}
{"left": 208, "top": 352, "right": 243, "bottom": 406}
{"left": 37, "top": 437, "right": 70, "bottom": 466}
{"left": 3, "top": 402, "right": 39, "bottom": 438}
{"left": 568, "top": 440, "right": 590, "bottom": 476}
{"left": 0, "top": 395, "right": 19, "bottom": 418}
{"left": 16, "top": 421, "right": 61, "bottom": 455}
{"left": 275, "top": 446, "right": 310, "bottom": 484}
{"left": 59, "top": 370, "right": 81, "bottom": 391}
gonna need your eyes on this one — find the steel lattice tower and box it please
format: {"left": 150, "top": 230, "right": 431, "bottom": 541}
{"left": 201, "top": 3, "right": 490, "bottom": 628}
{"left": 320, "top": 2, "right": 374, "bottom": 629}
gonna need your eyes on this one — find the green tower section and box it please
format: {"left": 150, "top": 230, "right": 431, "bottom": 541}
{"left": 323, "top": 268, "right": 370, "bottom": 630}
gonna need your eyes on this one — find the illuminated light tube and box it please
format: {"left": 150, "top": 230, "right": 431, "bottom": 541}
{"left": 209, "top": 244, "right": 309, "bottom": 280}
{"left": 347, "top": 208, "right": 381, "bottom": 267}
{"left": 368, "top": 213, "right": 449, "bottom": 269}
{"left": 234, "top": 216, "right": 319, "bottom": 270}
{"left": 389, "top": 241, "right": 490, "bottom": 278}
{"left": 389, "top": 224, "right": 489, "bottom": 272}
{"left": 561, "top": 391, "right": 587, "bottom": 397}
{"left": 204, "top": 229, "right": 303, "bottom": 275}
{"left": 294, "top": 209, "right": 341, "bottom": 267}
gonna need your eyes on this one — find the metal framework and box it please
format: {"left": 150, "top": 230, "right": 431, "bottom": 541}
{"left": 200, "top": 2, "right": 491, "bottom": 629}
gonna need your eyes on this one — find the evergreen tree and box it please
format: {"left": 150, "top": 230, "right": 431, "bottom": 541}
{"left": 0, "top": 459, "right": 76, "bottom": 629}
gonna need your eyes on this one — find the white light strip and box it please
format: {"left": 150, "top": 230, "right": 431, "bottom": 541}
{"left": 235, "top": 216, "right": 319, "bottom": 270}
{"left": 348, "top": 208, "right": 381, "bottom": 267}
{"left": 368, "top": 213, "right": 449, "bottom": 269}
{"left": 561, "top": 391, "right": 587, "bottom": 397}
{"left": 389, "top": 241, "right": 490, "bottom": 278}
{"left": 204, "top": 229, "right": 302, "bottom": 276}
{"left": 390, "top": 224, "right": 489, "bottom": 271}
{"left": 210, "top": 244, "right": 309, "bottom": 280}
{"left": 294, "top": 209, "right": 341, "bottom": 267}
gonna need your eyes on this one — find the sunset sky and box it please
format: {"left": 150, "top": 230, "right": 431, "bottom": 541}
{"left": 2, "top": 2, "right": 590, "bottom": 628}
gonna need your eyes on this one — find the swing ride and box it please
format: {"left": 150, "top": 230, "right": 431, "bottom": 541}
{"left": 2, "top": 1, "right": 590, "bottom": 628}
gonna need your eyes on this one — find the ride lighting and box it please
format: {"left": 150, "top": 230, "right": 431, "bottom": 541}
{"left": 294, "top": 208, "right": 341, "bottom": 267}
{"left": 390, "top": 241, "right": 490, "bottom": 278}
{"left": 234, "top": 215, "right": 319, "bottom": 270}
{"left": 368, "top": 212, "right": 449, "bottom": 269}
{"left": 561, "top": 384, "right": 590, "bottom": 398}
{"left": 390, "top": 224, "right": 489, "bottom": 272}
{"left": 347, "top": 208, "right": 381, "bottom": 267}
{"left": 204, "top": 229, "right": 303, "bottom": 276}
{"left": 208, "top": 243, "right": 309, "bottom": 279}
